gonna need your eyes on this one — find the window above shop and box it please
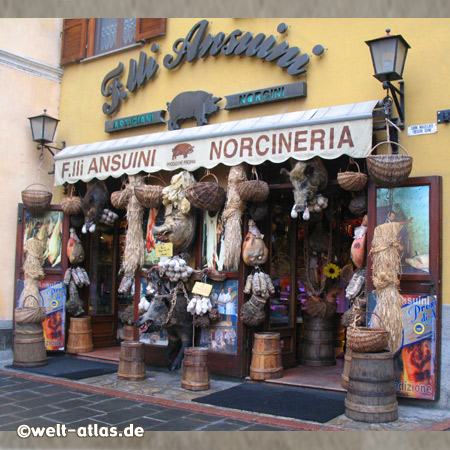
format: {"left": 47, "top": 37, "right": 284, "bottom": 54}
{"left": 60, "top": 18, "right": 166, "bottom": 65}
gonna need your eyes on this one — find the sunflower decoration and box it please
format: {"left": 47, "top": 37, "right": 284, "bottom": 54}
{"left": 324, "top": 263, "right": 340, "bottom": 279}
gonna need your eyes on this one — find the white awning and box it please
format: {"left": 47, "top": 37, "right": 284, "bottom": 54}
{"left": 54, "top": 100, "right": 379, "bottom": 186}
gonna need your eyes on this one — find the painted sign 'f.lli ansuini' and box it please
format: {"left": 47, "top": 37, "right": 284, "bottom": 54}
{"left": 101, "top": 20, "right": 317, "bottom": 116}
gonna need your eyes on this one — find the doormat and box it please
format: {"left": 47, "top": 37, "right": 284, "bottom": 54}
{"left": 193, "top": 382, "right": 346, "bottom": 423}
{"left": 7, "top": 355, "right": 118, "bottom": 380}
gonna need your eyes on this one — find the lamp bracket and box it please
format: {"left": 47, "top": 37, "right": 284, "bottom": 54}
{"left": 381, "top": 80, "right": 405, "bottom": 129}
{"left": 37, "top": 140, "right": 66, "bottom": 157}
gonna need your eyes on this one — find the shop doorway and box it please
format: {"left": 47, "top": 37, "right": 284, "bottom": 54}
{"left": 260, "top": 160, "right": 361, "bottom": 390}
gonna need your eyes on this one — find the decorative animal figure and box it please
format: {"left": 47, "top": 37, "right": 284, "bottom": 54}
{"left": 167, "top": 91, "right": 221, "bottom": 130}
{"left": 81, "top": 180, "right": 109, "bottom": 233}
{"left": 172, "top": 143, "right": 194, "bottom": 160}
{"left": 135, "top": 290, "right": 193, "bottom": 371}
{"left": 151, "top": 205, "right": 196, "bottom": 251}
{"left": 280, "top": 157, "right": 328, "bottom": 220}
{"left": 405, "top": 252, "right": 429, "bottom": 272}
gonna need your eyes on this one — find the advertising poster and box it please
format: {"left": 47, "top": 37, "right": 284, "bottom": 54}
{"left": 376, "top": 186, "right": 430, "bottom": 275}
{"left": 22, "top": 210, "right": 63, "bottom": 270}
{"left": 199, "top": 279, "right": 238, "bottom": 354}
{"left": 394, "top": 294, "right": 437, "bottom": 400}
{"left": 16, "top": 279, "right": 66, "bottom": 351}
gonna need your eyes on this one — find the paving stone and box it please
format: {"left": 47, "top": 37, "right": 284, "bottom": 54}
{"left": 44, "top": 406, "right": 104, "bottom": 424}
{"left": 147, "top": 417, "right": 213, "bottom": 431}
{"left": 64, "top": 418, "right": 112, "bottom": 428}
{"left": 0, "top": 414, "right": 22, "bottom": 426}
{"left": 185, "top": 412, "right": 229, "bottom": 423}
{"left": 93, "top": 407, "right": 153, "bottom": 425}
{"left": 241, "top": 424, "right": 293, "bottom": 431}
{"left": 146, "top": 408, "right": 192, "bottom": 421}
{"left": 13, "top": 405, "right": 62, "bottom": 420}
{"left": 0, "top": 404, "right": 27, "bottom": 416}
{"left": 196, "top": 421, "right": 250, "bottom": 431}
{"left": 88, "top": 398, "right": 140, "bottom": 413}
{"left": 77, "top": 393, "right": 116, "bottom": 403}
{"left": 114, "top": 417, "right": 163, "bottom": 430}
{"left": 2, "top": 390, "right": 45, "bottom": 402}
{"left": 52, "top": 398, "right": 93, "bottom": 409}
{"left": 14, "top": 393, "right": 81, "bottom": 410}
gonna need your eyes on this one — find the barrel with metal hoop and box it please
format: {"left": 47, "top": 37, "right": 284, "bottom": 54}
{"left": 345, "top": 351, "right": 398, "bottom": 423}
{"left": 250, "top": 332, "right": 283, "bottom": 380}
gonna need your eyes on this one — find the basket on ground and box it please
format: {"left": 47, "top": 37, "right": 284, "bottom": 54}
{"left": 134, "top": 175, "right": 166, "bottom": 209}
{"left": 236, "top": 168, "right": 269, "bottom": 203}
{"left": 185, "top": 172, "right": 225, "bottom": 212}
{"left": 347, "top": 311, "right": 389, "bottom": 353}
{"left": 337, "top": 159, "right": 368, "bottom": 191}
{"left": 22, "top": 183, "right": 52, "bottom": 215}
{"left": 366, "top": 141, "right": 413, "bottom": 188}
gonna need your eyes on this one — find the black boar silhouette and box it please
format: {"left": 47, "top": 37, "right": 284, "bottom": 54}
{"left": 167, "top": 91, "right": 221, "bottom": 131}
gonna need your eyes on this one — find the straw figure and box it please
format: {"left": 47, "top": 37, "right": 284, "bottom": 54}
{"left": 20, "top": 236, "right": 45, "bottom": 304}
{"left": 223, "top": 164, "right": 247, "bottom": 270}
{"left": 370, "top": 222, "right": 404, "bottom": 353}
{"left": 119, "top": 174, "right": 145, "bottom": 294}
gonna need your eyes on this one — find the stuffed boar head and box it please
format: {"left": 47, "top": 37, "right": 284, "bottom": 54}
{"left": 81, "top": 180, "right": 109, "bottom": 233}
{"left": 135, "top": 294, "right": 170, "bottom": 333}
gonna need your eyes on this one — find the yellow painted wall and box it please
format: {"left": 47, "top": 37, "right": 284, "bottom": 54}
{"left": 0, "top": 19, "right": 62, "bottom": 321}
{"left": 57, "top": 18, "right": 450, "bottom": 302}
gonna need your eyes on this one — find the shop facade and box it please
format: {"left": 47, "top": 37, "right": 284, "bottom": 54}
{"left": 12, "top": 18, "right": 450, "bottom": 408}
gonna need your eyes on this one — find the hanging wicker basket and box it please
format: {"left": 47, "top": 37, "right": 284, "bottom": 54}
{"left": 366, "top": 141, "right": 413, "bottom": 188}
{"left": 337, "top": 158, "right": 368, "bottom": 191}
{"left": 185, "top": 171, "right": 226, "bottom": 212}
{"left": 15, "top": 295, "right": 46, "bottom": 324}
{"left": 347, "top": 311, "right": 389, "bottom": 353}
{"left": 61, "top": 185, "right": 82, "bottom": 215}
{"left": 236, "top": 168, "right": 269, "bottom": 203}
{"left": 111, "top": 180, "right": 132, "bottom": 210}
{"left": 134, "top": 175, "right": 166, "bottom": 209}
{"left": 22, "top": 183, "right": 52, "bottom": 215}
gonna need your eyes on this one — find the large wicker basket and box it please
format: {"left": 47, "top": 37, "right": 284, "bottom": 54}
{"left": 347, "top": 311, "right": 389, "bottom": 353}
{"left": 134, "top": 175, "right": 165, "bottom": 209}
{"left": 236, "top": 168, "right": 269, "bottom": 203}
{"left": 185, "top": 172, "right": 225, "bottom": 212}
{"left": 111, "top": 183, "right": 132, "bottom": 210}
{"left": 337, "top": 159, "right": 368, "bottom": 192}
{"left": 22, "top": 183, "right": 52, "bottom": 215}
{"left": 15, "top": 295, "right": 46, "bottom": 324}
{"left": 366, "top": 141, "right": 413, "bottom": 188}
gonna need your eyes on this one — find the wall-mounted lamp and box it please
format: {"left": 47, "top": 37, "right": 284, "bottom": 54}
{"left": 366, "top": 29, "right": 410, "bottom": 130}
{"left": 28, "top": 109, "right": 65, "bottom": 157}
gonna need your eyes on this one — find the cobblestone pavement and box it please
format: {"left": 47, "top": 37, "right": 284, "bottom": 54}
{"left": 0, "top": 371, "right": 303, "bottom": 431}
{"left": 2, "top": 363, "right": 450, "bottom": 432}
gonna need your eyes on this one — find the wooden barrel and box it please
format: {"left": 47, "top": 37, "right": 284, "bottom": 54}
{"left": 250, "top": 332, "right": 283, "bottom": 380}
{"left": 345, "top": 351, "right": 398, "bottom": 423}
{"left": 13, "top": 323, "right": 48, "bottom": 367}
{"left": 124, "top": 325, "right": 135, "bottom": 341}
{"left": 301, "top": 317, "right": 336, "bottom": 367}
{"left": 66, "top": 316, "right": 93, "bottom": 354}
{"left": 118, "top": 341, "right": 146, "bottom": 380}
{"left": 341, "top": 346, "right": 352, "bottom": 389}
{"left": 334, "top": 318, "right": 346, "bottom": 356}
{"left": 181, "top": 347, "right": 210, "bottom": 391}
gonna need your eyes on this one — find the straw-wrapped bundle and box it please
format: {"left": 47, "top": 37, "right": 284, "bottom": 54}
{"left": 370, "top": 222, "right": 403, "bottom": 353}
{"left": 223, "top": 164, "right": 247, "bottom": 270}
{"left": 19, "top": 237, "right": 45, "bottom": 304}
{"left": 119, "top": 174, "right": 145, "bottom": 293}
